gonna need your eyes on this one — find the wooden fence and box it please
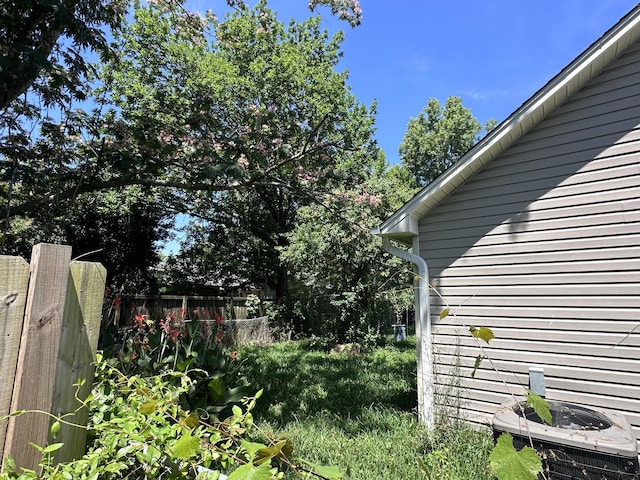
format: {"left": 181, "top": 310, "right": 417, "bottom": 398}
{"left": 115, "top": 294, "right": 254, "bottom": 325}
{"left": 0, "top": 244, "right": 106, "bottom": 473}
{"left": 115, "top": 295, "right": 272, "bottom": 345}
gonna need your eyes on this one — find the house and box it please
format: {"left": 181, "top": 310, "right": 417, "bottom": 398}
{"left": 376, "top": 4, "right": 640, "bottom": 443}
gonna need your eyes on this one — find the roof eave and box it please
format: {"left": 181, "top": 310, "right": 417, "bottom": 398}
{"left": 375, "top": 214, "right": 419, "bottom": 243}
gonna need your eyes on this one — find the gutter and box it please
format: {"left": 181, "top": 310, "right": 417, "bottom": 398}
{"left": 381, "top": 236, "right": 434, "bottom": 429}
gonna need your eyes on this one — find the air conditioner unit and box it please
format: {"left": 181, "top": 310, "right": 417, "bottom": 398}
{"left": 493, "top": 397, "right": 639, "bottom": 479}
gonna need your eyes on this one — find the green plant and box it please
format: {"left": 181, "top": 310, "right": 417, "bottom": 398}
{"left": 436, "top": 293, "right": 550, "bottom": 480}
{"left": 106, "top": 308, "right": 251, "bottom": 417}
{"left": 245, "top": 294, "right": 262, "bottom": 318}
{"left": 418, "top": 423, "right": 493, "bottom": 480}
{"left": 0, "top": 354, "right": 344, "bottom": 480}
{"left": 237, "top": 339, "right": 452, "bottom": 479}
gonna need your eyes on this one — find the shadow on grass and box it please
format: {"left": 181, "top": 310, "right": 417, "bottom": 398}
{"left": 239, "top": 338, "right": 418, "bottom": 426}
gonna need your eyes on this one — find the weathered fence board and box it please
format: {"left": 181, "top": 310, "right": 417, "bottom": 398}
{"left": 0, "top": 256, "right": 29, "bottom": 459}
{"left": 1, "top": 244, "right": 106, "bottom": 473}
{"left": 122, "top": 294, "right": 251, "bottom": 325}
{"left": 52, "top": 261, "right": 107, "bottom": 463}
{"left": 5, "top": 244, "right": 72, "bottom": 471}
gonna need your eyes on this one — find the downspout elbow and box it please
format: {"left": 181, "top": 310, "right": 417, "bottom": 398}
{"left": 381, "top": 237, "right": 434, "bottom": 429}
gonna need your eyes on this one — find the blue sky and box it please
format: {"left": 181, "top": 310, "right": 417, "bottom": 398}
{"left": 214, "top": 0, "right": 639, "bottom": 165}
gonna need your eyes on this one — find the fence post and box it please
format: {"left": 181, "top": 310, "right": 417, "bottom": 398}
{"left": 0, "top": 256, "right": 30, "bottom": 460}
{"left": 182, "top": 295, "right": 188, "bottom": 316}
{"left": 51, "top": 260, "right": 106, "bottom": 463}
{"left": 4, "top": 244, "right": 72, "bottom": 471}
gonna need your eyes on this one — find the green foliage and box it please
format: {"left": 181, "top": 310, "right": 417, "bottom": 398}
{"left": 227, "top": 461, "right": 273, "bottom": 480}
{"left": 436, "top": 300, "right": 548, "bottom": 480}
{"left": 0, "top": 0, "right": 125, "bottom": 111}
{"left": 470, "top": 354, "right": 485, "bottom": 378}
{"left": 239, "top": 338, "right": 490, "bottom": 480}
{"left": 490, "top": 433, "right": 543, "bottom": 480}
{"left": 469, "top": 325, "right": 495, "bottom": 344}
{"left": 154, "top": 1, "right": 379, "bottom": 299}
{"left": 245, "top": 294, "right": 263, "bottom": 318}
{"left": 525, "top": 388, "right": 552, "bottom": 426}
{"left": 1, "top": 353, "right": 346, "bottom": 480}
{"left": 2, "top": 187, "right": 172, "bottom": 294}
{"left": 105, "top": 308, "right": 250, "bottom": 417}
{"left": 239, "top": 339, "right": 417, "bottom": 423}
{"left": 419, "top": 424, "right": 493, "bottom": 480}
{"left": 280, "top": 157, "right": 415, "bottom": 344}
{"left": 1, "top": 0, "right": 367, "bottom": 259}
{"left": 399, "top": 96, "right": 484, "bottom": 187}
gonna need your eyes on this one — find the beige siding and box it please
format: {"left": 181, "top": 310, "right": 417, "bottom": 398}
{"left": 420, "top": 41, "right": 640, "bottom": 440}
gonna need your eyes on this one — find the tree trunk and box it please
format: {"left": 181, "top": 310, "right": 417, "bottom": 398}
{"left": 274, "top": 263, "right": 289, "bottom": 300}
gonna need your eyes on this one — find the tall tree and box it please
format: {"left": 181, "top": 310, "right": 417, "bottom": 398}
{"left": 280, "top": 153, "right": 416, "bottom": 342}
{"left": 0, "top": 0, "right": 360, "bottom": 111}
{"left": 1, "top": 186, "right": 171, "bottom": 294}
{"left": 399, "top": 96, "right": 487, "bottom": 188}
{"left": 0, "top": 0, "right": 363, "bottom": 224}
{"left": 142, "top": 1, "right": 377, "bottom": 298}
{"left": 0, "top": 0, "right": 125, "bottom": 111}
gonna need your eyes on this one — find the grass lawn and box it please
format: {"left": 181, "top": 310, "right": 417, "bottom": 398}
{"left": 239, "top": 337, "right": 493, "bottom": 479}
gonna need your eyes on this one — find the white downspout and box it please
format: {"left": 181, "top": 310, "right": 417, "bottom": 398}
{"left": 382, "top": 236, "right": 434, "bottom": 429}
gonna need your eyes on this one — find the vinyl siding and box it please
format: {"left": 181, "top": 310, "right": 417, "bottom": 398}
{"left": 420, "top": 41, "right": 640, "bottom": 441}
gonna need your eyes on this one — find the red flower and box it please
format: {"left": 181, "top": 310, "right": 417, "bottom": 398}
{"left": 215, "top": 312, "right": 223, "bottom": 326}
{"left": 215, "top": 330, "right": 224, "bottom": 344}
{"left": 229, "top": 351, "right": 237, "bottom": 361}
{"left": 161, "top": 315, "right": 185, "bottom": 342}
{"left": 134, "top": 313, "right": 145, "bottom": 329}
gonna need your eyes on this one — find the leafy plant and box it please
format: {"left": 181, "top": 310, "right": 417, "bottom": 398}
{"left": 0, "top": 354, "right": 343, "bottom": 480}
{"left": 106, "top": 308, "right": 250, "bottom": 416}
{"left": 490, "top": 433, "right": 543, "bottom": 480}
{"left": 437, "top": 293, "right": 549, "bottom": 480}
{"left": 245, "top": 294, "right": 262, "bottom": 318}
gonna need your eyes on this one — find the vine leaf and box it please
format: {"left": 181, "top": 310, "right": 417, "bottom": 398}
{"left": 439, "top": 308, "right": 450, "bottom": 320}
{"left": 489, "top": 432, "right": 542, "bottom": 480}
{"left": 241, "top": 439, "right": 267, "bottom": 461}
{"left": 526, "top": 388, "right": 552, "bottom": 425}
{"left": 299, "top": 459, "right": 345, "bottom": 479}
{"left": 255, "top": 438, "right": 293, "bottom": 465}
{"left": 227, "top": 461, "right": 272, "bottom": 480}
{"left": 139, "top": 401, "right": 156, "bottom": 415}
{"left": 183, "top": 411, "right": 200, "bottom": 429}
{"left": 171, "top": 431, "right": 200, "bottom": 460}
{"left": 469, "top": 326, "right": 495, "bottom": 344}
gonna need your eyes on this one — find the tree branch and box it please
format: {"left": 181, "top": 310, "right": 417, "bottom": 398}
{"left": 0, "top": 175, "right": 297, "bottom": 219}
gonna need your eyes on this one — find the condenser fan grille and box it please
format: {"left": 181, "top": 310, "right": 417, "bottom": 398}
{"left": 510, "top": 433, "right": 639, "bottom": 480}
{"left": 514, "top": 401, "right": 612, "bottom": 430}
